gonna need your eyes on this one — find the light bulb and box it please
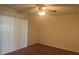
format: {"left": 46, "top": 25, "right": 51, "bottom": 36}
{"left": 42, "top": 7, "right": 46, "bottom": 10}
{"left": 38, "top": 11, "right": 46, "bottom": 16}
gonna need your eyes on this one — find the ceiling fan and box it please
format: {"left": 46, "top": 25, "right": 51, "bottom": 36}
{"left": 37, "top": 4, "right": 56, "bottom": 15}
{"left": 17, "top": 4, "right": 56, "bottom": 15}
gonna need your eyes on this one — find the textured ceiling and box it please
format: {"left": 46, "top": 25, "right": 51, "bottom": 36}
{"left": 0, "top": 4, "right": 79, "bottom": 15}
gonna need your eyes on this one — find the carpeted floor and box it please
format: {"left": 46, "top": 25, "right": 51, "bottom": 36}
{"left": 6, "top": 43, "right": 79, "bottom": 55}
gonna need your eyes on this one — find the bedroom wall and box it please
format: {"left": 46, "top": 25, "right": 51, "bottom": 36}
{"left": 38, "top": 14, "right": 79, "bottom": 52}
{"left": 28, "top": 14, "right": 40, "bottom": 45}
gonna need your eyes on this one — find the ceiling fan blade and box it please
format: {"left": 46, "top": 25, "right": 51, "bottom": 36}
{"left": 47, "top": 10, "right": 56, "bottom": 12}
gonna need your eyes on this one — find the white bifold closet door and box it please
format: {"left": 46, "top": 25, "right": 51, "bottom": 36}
{"left": 0, "top": 15, "right": 28, "bottom": 54}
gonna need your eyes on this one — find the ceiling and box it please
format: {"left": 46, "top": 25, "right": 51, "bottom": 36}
{"left": 0, "top": 4, "right": 79, "bottom": 16}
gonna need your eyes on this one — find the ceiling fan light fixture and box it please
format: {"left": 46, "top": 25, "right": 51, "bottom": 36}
{"left": 38, "top": 11, "right": 46, "bottom": 16}
{"left": 42, "top": 7, "right": 46, "bottom": 10}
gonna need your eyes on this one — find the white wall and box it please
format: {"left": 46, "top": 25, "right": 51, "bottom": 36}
{"left": 28, "top": 14, "right": 40, "bottom": 45}
{"left": 0, "top": 14, "right": 28, "bottom": 54}
{"left": 37, "top": 14, "right": 79, "bottom": 52}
